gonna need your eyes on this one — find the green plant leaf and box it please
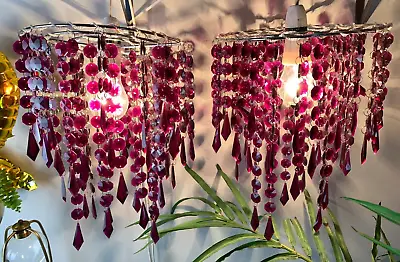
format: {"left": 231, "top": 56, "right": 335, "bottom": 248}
{"left": 283, "top": 219, "right": 296, "bottom": 248}
{"left": 380, "top": 227, "right": 395, "bottom": 262}
{"left": 260, "top": 252, "right": 299, "bottom": 261}
{"left": 185, "top": 165, "right": 235, "bottom": 220}
{"left": 327, "top": 208, "right": 353, "bottom": 262}
{"left": 352, "top": 227, "right": 400, "bottom": 256}
{"left": 216, "top": 240, "right": 282, "bottom": 262}
{"left": 291, "top": 217, "right": 312, "bottom": 258}
{"left": 158, "top": 218, "right": 252, "bottom": 238}
{"left": 170, "top": 197, "right": 221, "bottom": 214}
{"left": 216, "top": 164, "right": 252, "bottom": 217}
{"left": 372, "top": 212, "right": 382, "bottom": 260}
{"left": 226, "top": 201, "right": 248, "bottom": 225}
{"left": 193, "top": 233, "right": 266, "bottom": 262}
{"left": 323, "top": 217, "right": 343, "bottom": 262}
{"left": 344, "top": 197, "right": 400, "bottom": 225}
{"left": 130, "top": 211, "right": 219, "bottom": 241}
{"left": 304, "top": 190, "right": 329, "bottom": 262}
{"left": 134, "top": 240, "right": 152, "bottom": 254}
{"left": 272, "top": 216, "right": 280, "bottom": 241}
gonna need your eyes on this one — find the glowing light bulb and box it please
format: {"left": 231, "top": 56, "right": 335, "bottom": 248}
{"left": 88, "top": 77, "right": 129, "bottom": 119}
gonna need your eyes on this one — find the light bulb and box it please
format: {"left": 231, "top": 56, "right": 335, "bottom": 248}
{"left": 88, "top": 77, "right": 129, "bottom": 119}
{"left": 281, "top": 64, "right": 300, "bottom": 101}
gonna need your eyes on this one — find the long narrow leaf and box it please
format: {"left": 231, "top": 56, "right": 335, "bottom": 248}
{"left": 352, "top": 227, "right": 400, "bottom": 256}
{"left": 272, "top": 216, "right": 280, "bottom": 241}
{"left": 304, "top": 190, "right": 329, "bottom": 262}
{"left": 283, "top": 219, "right": 296, "bottom": 248}
{"left": 216, "top": 164, "right": 252, "bottom": 217}
{"left": 216, "top": 240, "right": 282, "bottom": 262}
{"left": 134, "top": 240, "right": 152, "bottom": 254}
{"left": 185, "top": 165, "right": 236, "bottom": 220}
{"left": 170, "top": 197, "right": 221, "bottom": 214}
{"left": 344, "top": 197, "right": 400, "bottom": 225}
{"left": 291, "top": 218, "right": 312, "bottom": 258}
{"left": 372, "top": 213, "right": 382, "bottom": 260}
{"left": 323, "top": 217, "right": 343, "bottom": 262}
{"left": 158, "top": 218, "right": 252, "bottom": 238}
{"left": 380, "top": 228, "right": 395, "bottom": 262}
{"left": 260, "top": 253, "right": 299, "bottom": 261}
{"left": 193, "top": 233, "right": 266, "bottom": 262}
{"left": 327, "top": 208, "right": 353, "bottom": 262}
{"left": 132, "top": 211, "right": 219, "bottom": 241}
{"left": 226, "top": 201, "right": 248, "bottom": 225}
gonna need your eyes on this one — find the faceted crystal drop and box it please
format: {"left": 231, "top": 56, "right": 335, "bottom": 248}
{"left": 91, "top": 195, "right": 97, "bottom": 219}
{"left": 250, "top": 206, "right": 259, "bottom": 231}
{"left": 372, "top": 130, "right": 380, "bottom": 154}
{"left": 264, "top": 216, "right": 274, "bottom": 240}
{"left": 313, "top": 207, "right": 323, "bottom": 232}
{"left": 27, "top": 129, "right": 40, "bottom": 161}
{"left": 139, "top": 203, "right": 150, "bottom": 229}
{"left": 171, "top": 165, "right": 176, "bottom": 189}
{"left": 221, "top": 112, "right": 231, "bottom": 140}
{"left": 307, "top": 145, "right": 317, "bottom": 179}
{"left": 117, "top": 173, "right": 128, "bottom": 204}
{"left": 103, "top": 209, "right": 114, "bottom": 238}
{"left": 232, "top": 133, "right": 241, "bottom": 161}
{"left": 169, "top": 126, "right": 181, "bottom": 159}
{"left": 321, "top": 182, "right": 329, "bottom": 209}
{"left": 290, "top": 173, "right": 300, "bottom": 201}
{"left": 73, "top": 223, "right": 84, "bottom": 251}
{"left": 180, "top": 140, "right": 187, "bottom": 166}
{"left": 83, "top": 195, "right": 89, "bottom": 219}
{"left": 54, "top": 149, "right": 65, "bottom": 176}
{"left": 316, "top": 143, "right": 322, "bottom": 165}
{"left": 235, "top": 163, "right": 239, "bottom": 181}
{"left": 280, "top": 183, "right": 289, "bottom": 206}
{"left": 159, "top": 180, "right": 166, "bottom": 208}
{"left": 150, "top": 220, "right": 160, "bottom": 243}
{"left": 61, "top": 176, "right": 66, "bottom": 202}
{"left": 132, "top": 191, "right": 141, "bottom": 212}
{"left": 340, "top": 149, "right": 351, "bottom": 176}
{"left": 212, "top": 126, "right": 222, "bottom": 153}
{"left": 42, "top": 135, "right": 53, "bottom": 168}
{"left": 334, "top": 123, "right": 342, "bottom": 152}
{"left": 361, "top": 134, "right": 367, "bottom": 164}
{"left": 300, "top": 173, "right": 306, "bottom": 192}
{"left": 246, "top": 144, "right": 252, "bottom": 173}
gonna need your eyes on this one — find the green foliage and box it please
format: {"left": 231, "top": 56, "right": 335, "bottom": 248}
{"left": 0, "top": 169, "right": 22, "bottom": 212}
{"left": 130, "top": 165, "right": 354, "bottom": 261}
{"left": 344, "top": 198, "right": 400, "bottom": 260}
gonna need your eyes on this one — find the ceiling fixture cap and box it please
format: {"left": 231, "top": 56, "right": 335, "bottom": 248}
{"left": 285, "top": 4, "right": 307, "bottom": 31}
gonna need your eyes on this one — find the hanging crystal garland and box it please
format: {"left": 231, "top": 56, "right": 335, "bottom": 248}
{"left": 211, "top": 5, "right": 393, "bottom": 240}
{"left": 14, "top": 23, "right": 195, "bottom": 250}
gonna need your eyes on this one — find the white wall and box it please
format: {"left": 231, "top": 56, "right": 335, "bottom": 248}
{"left": 0, "top": 0, "right": 399, "bottom": 261}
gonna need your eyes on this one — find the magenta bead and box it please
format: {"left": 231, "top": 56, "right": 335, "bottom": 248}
{"left": 71, "top": 208, "right": 84, "bottom": 220}
{"left": 264, "top": 202, "right": 276, "bottom": 213}
{"left": 112, "top": 138, "right": 126, "bottom": 151}
{"left": 98, "top": 180, "right": 114, "bottom": 192}
{"left": 20, "top": 95, "right": 32, "bottom": 109}
{"left": 281, "top": 158, "right": 291, "bottom": 168}
{"left": 93, "top": 132, "right": 106, "bottom": 144}
{"left": 312, "top": 64, "right": 324, "bottom": 80}
{"left": 89, "top": 100, "right": 101, "bottom": 111}
{"left": 73, "top": 116, "right": 86, "bottom": 129}
{"left": 251, "top": 193, "right": 261, "bottom": 203}
{"left": 266, "top": 173, "right": 278, "bottom": 184}
{"left": 107, "top": 63, "right": 120, "bottom": 78}
{"left": 55, "top": 42, "right": 67, "bottom": 56}
{"left": 300, "top": 42, "right": 312, "bottom": 57}
{"left": 95, "top": 148, "right": 107, "bottom": 161}
{"left": 265, "top": 187, "right": 277, "bottom": 198}
{"left": 87, "top": 81, "right": 99, "bottom": 94}
{"left": 251, "top": 178, "right": 261, "bottom": 190}
{"left": 313, "top": 44, "right": 325, "bottom": 59}
{"left": 22, "top": 112, "right": 36, "bottom": 126}
{"left": 85, "top": 63, "right": 98, "bottom": 76}
{"left": 105, "top": 44, "right": 119, "bottom": 58}
{"left": 129, "top": 50, "right": 137, "bottom": 62}
{"left": 57, "top": 61, "right": 70, "bottom": 75}
{"left": 280, "top": 171, "right": 291, "bottom": 180}
{"left": 113, "top": 155, "right": 127, "bottom": 168}
{"left": 83, "top": 44, "right": 98, "bottom": 58}
{"left": 90, "top": 116, "right": 101, "bottom": 128}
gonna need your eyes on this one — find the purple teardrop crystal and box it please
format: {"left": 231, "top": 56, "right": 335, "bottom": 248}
{"left": 91, "top": 195, "right": 97, "bottom": 219}
{"left": 290, "top": 173, "right": 300, "bottom": 201}
{"left": 264, "top": 216, "right": 274, "bottom": 240}
{"left": 308, "top": 145, "right": 317, "bottom": 179}
{"left": 133, "top": 191, "right": 141, "bottom": 212}
{"left": 171, "top": 165, "right": 176, "bottom": 189}
{"left": 280, "top": 183, "right": 289, "bottom": 206}
{"left": 61, "top": 177, "right": 66, "bottom": 202}
{"left": 313, "top": 207, "right": 323, "bottom": 232}
{"left": 83, "top": 195, "right": 89, "bottom": 219}
{"left": 159, "top": 180, "right": 166, "bottom": 208}
{"left": 189, "top": 137, "right": 195, "bottom": 161}
{"left": 180, "top": 139, "right": 187, "bottom": 166}
{"left": 103, "top": 208, "right": 114, "bottom": 238}
{"left": 116, "top": 173, "right": 128, "bottom": 204}
{"left": 27, "top": 129, "right": 40, "bottom": 161}
{"left": 250, "top": 206, "right": 259, "bottom": 231}
{"left": 169, "top": 126, "right": 181, "bottom": 159}
{"left": 139, "top": 204, "right": 150, "bottom": 229}
{"left": 221, "top": 112, "right": 231, "bottom": 140}
{"left": 73, "top": 223, "right": 84, "bottom": 250}
{"left": 150, "top": 220, "right": 160, "bottom": 243}
{"left": 361, "top": 134, "right": 367, "bottom": 164}
{"left": 212, "top": 126, "right": 222, "bottom": 153}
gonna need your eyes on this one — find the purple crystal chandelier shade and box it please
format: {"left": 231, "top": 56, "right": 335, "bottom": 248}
{"left": 211, "top": 23, "right": 393, "bottom": 240}
{"left": 14, "top": 23, "right": 195, "bottom": 250}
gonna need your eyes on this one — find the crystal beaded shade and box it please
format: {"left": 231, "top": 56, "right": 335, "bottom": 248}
{"left": 210, "top": 23, "right": 393, "bottom": 240}
{"left": 14, "top": 23, "right": 195, "bottom": 250}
